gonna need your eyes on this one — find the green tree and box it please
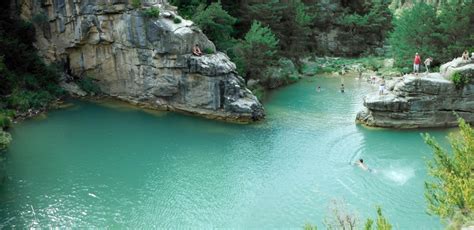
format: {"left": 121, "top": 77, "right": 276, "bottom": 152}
{"left": 168, "top": 0, "right": 205, "bottom": 18}
{"left": 193, "top": 1, "right": 237, "bottom": 51}
{"left": 437, "top": 1, "right": 474, "bottom": 62}
{"left": 338, "top": 0, "right": 392, "bottom": 56}
{"left": 245, "top": 0, "right": 313, "bottom": 71}
{"left": 423, "top": 118, "right": 474, "bottom": 228}
{"left": 234, "top": 21, "right": 279, "bottom": 81}
{"left": 389, "top": 3, "right": 440, "bottom": 68}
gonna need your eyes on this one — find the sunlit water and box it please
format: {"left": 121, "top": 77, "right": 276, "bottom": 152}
{"left": 0, "top": 77, "right": 449, "bottom": 228}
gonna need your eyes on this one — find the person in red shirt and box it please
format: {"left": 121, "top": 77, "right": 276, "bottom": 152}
{"left": 413, "top": 53, "right": 421, "bottom": 74}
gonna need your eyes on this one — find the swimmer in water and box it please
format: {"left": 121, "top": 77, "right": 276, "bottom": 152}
{"left": 355, "top": 158, "right": 369, "bottom": 171}
{"left": 317, "top": 86, "right": 321, "bottom": 92}
{"left": 340, "top": 84, "right": 345, "bottom": 93}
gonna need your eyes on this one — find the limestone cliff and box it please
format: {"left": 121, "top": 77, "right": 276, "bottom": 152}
{"left": 15, "top": 0, "right": 264, "bottom": 122}
{"left": 356, "top": 58, "right": 474, "bottom": 128}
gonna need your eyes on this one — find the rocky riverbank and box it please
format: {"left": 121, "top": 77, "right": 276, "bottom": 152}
{"left": 16, "top": 0, "right": 264, "bottom": 122}
{"left": 356, "top": 58, "right": 474, "bottom": 128}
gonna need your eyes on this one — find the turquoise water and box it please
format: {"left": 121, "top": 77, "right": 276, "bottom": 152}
{"left": 0, "top": 77, "right": 449, "bottom": 228}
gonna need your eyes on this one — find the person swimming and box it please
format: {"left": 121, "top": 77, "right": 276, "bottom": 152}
{"left": 340, "top": 84, "right": 345, "bottom": 93}
{"left": 317, "top": 86, "right": 321, "bottom": 92}
{"left": 356, "top": 158, "right": 370, "bottom": 171}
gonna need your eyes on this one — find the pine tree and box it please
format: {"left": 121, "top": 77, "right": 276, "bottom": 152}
{"left": 389, "top": 3, "right": 440, "bottom": 67}
{"left": 192, "top": 1, "right": 237, "bottom": 52}
{"left": 437, "top": 1, "right": 474, "bottom": 62}
{"left": 423, "top": 118, "right": 474, "bottom": 228}
{"left": 234, "top": 21, "right": 279, "bottom": 81}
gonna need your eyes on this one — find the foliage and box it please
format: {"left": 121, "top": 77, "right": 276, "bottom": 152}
{"left": 131, "top": 0, "right": 141, "bottom": 9}
{"left": 173, "top": 17, "right": 182, "bottom": 24}
{"left": 32, "top": 12, "right": 48, "bottom": 26}
{"left": 246, "top": 0, "right": 313, "bottom": 71}
{"left": 389, "top": 3, "right": 440, "bottom": 68}
{"left": 8, "top": 90, "right": 55, "bottom": 112}
{"left": 320, "top": 200, "right": 392, "bottom": 230}
{"left": 234, "top": 21, "right": 279, "bottom": 81}
{"left": 0, "top": 114, "right": 11, "bottom": 129}
{"left": 303, "top": 223, "right": 317, "bottom": 230}
{"left": 338, "top": 0, "right": 393, "bottom": 56}
{"left": 451, "top": 72, "right": 470, "bottom": 89}
{"left": 169, "top": 0, "right": 205, "bottom": 19}
{"left": 203, "top": 47, "right": 214, "bottom": 54}
{"left": 390, "top": 1, "right": 474, "bottom": 67}
{"left": 142, "top": 7, "right": 160, "bottom": 18}
{"left": 78, "top": 77, "right": 102, "bottom": 95}
{"left": 0, "top": 2, "right": 63, "bottom": 113}
{"left": 0, "top": 130, "right": 12, "bottom": 151}
{"left": 436, "top": 1, "right": 474, "bottom": 63}
{"left": 423, "top": 118, "right": 474, "bottom": 227}
{"left": 364, "top": 207, "right": 392, "bottom": 230}
{"left": 192, "top": 1, "right": 237, "bottom": 51}
{"left": 249, "top": 84, "right": 266, "bottom": 101}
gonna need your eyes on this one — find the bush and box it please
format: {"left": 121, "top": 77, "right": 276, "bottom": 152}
{"left": 32, "top": 12, "right": 48, "bottom": 26}
{"left": 143, "top": 7, "right": 160, "bottom": 18}
{"left": 78, "top": 77, "right": 101, "bottom": 95}
{"left": 203, "top": 47, "right": 214, "bottom": 54}
{"left": 8, "top": 90, "right": 54, "bottom": 112}
{"left": 0, "top": 114, "right": 11, "bottom": 129}
{"left": 424, "top": 118, "right": 474, "bottom": 228}
{"left": 0, "top": 131, "right": 12, "bottom": 151}
{"left": 173, "top": 17, "right": 182, "bottom": 24}
{"left": 250, "top": 84, "right": 266, "bottom": 101}
{"left": 131, "top": 0, "right": 141, "bottom": 9}
{"left": 451, "top": 72, "right": 470, "bottom": 89}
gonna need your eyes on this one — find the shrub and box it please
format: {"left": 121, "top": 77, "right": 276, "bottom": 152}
{"left": 451, "top": 72, "right": 469, "bottom": 89}
{"left": 0, "top": 131, "right": 12, "bottom": 151}
{"left": 424, "top": 118, "right": 474, "bottom": 228}
{"left": 203, "top": 47, "right": 214, "bottom": 54}
{"left": 0, "top": 114, "right": 11, "bottom": 129}
{"left": 78, "top": 77, "right": 101, "bottom": 95}
{"left": 173, "top": 17, "right": 182, "bottom": 24}
{"left": 131, "top": 0, "right": 141, "bottom": 9}
{"left": 143, "top": 7, "right": 160, "bottom": 18}
{"left": 32, "top": 12, "right": 48, "bottom": 26}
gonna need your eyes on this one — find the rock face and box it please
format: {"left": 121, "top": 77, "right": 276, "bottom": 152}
{"left": 356, "top": 58, "right": 474, "bottom": 128}
{"left": 16, "top": 0, "right": 264, "bottom": 122}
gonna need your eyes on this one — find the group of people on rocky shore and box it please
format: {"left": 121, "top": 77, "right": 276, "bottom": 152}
{"left": 414, "top": 50, "right": 474, "bottom": 75}
{"left": 413, "top": 53, "right": 433, "bottom": 75}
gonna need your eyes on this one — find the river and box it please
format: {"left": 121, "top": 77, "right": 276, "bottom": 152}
{"left": 0, "top": 76, "right": 448, "bottom": 228}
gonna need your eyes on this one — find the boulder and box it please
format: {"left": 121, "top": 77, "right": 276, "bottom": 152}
{"left": 356, "top": 65, "right": 474, "bottom": 128}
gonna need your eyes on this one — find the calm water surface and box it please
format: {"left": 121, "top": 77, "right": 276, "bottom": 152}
{"left": 1, "top": 77, "right": 449, "bottom": 228}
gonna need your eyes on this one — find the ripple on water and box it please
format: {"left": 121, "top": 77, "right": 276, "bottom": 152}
{"left": 0, "top": 77, "right": 445, "bottom": 229}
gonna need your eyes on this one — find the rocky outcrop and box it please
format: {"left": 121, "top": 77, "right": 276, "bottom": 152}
{"left": 356, "top": 58, "right": 474, "bottom": 128}
{"left": 15, "top": 0, "right": 264, "bottom": 122}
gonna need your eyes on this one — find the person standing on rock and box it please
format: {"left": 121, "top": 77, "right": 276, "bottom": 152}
{"left": 424, "top": 57, "right": 433, "bottom": 73}
{"left": 379, "top": 76, "right": 385, "bottom": 95}
{"left": 413, "top": 53, "right": 421, "bottom": 75}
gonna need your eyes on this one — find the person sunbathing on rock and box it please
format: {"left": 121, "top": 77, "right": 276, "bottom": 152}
{"left": 192, "top": 44, "right": 203, "bottom": 56}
